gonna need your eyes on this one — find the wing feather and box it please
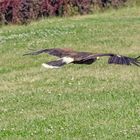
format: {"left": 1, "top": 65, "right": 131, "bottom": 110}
{"left": 23, "top": 48, "right": 52, "bottom": 56}
{"left": 81, "top": 53, "right": 140, "bottom": 67}
{"left": 23, "top": 48, "right": 73, "bottom": 58}
{"left": 42, "top": 57, "right": 74, "bottom": 69}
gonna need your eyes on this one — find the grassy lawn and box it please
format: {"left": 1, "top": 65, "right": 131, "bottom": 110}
{"left": 0, "top": 6, "right": 140, "bottom": 140}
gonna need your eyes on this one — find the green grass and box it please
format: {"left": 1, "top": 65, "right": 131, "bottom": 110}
{"left": 0, "top": 6, "right": 140, "bottom": 140}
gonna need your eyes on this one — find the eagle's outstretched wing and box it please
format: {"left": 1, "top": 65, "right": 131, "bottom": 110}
{"left": 83, "top": 53, "right": 140, "bottom": 66}
{"left": 42, "top": 57, "right": 74, "bottom": 69}
{"left": 23, "top": 48, "right": 74, "bottom": 58}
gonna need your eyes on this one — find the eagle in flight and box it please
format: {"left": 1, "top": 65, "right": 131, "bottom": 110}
{"left": 23, "top": 48, "right": 140, "bottom": 68}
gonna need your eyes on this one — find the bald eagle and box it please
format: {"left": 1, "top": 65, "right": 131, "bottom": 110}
{"left": 23, "top": 48, "right": 140, "bottom": 68}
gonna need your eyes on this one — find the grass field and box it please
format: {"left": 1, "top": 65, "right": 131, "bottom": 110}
{"left": 0, "top": 6, "right": 140, "bottom": 140}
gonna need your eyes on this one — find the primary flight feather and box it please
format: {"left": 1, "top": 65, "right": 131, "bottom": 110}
{"left": 23, "top": 48, "right": 140, "bottom": 68}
